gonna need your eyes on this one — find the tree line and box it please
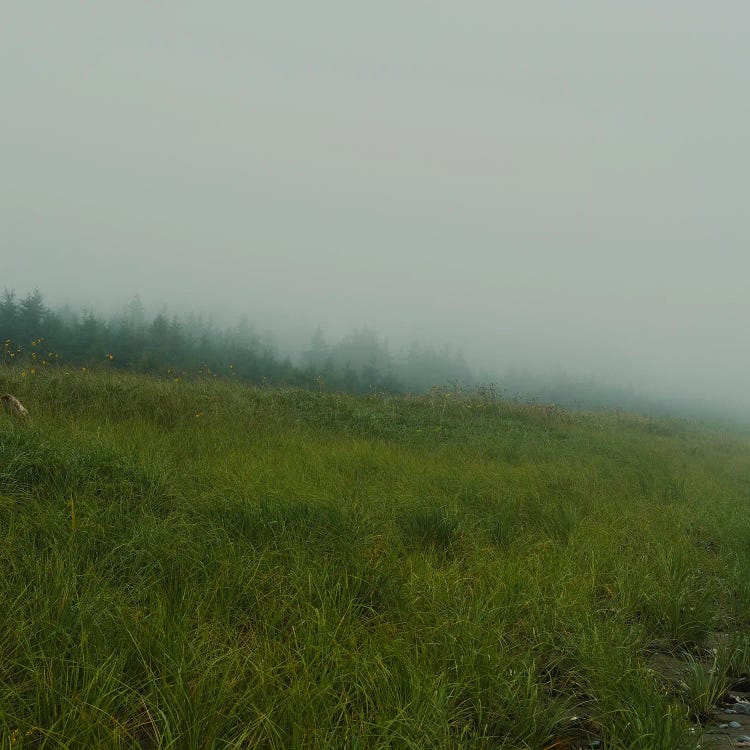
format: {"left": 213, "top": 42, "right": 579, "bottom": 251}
{"left": 3, "top": 288, "right": 713, "bottom": 418}
{"left": 0, "top": 289, "right": 474, "bottom": 393}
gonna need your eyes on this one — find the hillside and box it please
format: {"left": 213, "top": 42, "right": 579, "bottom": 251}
{"left": 2, "top": 370, "right": 750, "bottom": 748}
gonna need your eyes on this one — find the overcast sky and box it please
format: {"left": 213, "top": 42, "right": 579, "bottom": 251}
{"left": 2, "top": 2, "right": 749, "bottom": 406}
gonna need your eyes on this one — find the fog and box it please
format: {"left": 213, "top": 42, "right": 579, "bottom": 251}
{"left": 3, "top": 2, "right": 749, "bottom": 413}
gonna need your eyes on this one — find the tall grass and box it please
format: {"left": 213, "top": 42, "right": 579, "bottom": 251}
{"left": 1, "top": 369, "right": 749, "bottom": 747}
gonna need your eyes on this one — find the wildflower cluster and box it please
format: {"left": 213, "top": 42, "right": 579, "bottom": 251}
{"left": 2, "top": 339, "right": 18, "bottom": 364}
{"left": 3, "top": 338, "right": 62, "bottom": 369}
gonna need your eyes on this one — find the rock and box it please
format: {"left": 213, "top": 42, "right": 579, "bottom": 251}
{"left": 735, "top": 737, "right": 750, "bottom": 743}
{"left": 730, "top": 721, "right": 742, "bottom": 728}
{"left": 734, "top": 703, "right": 750, "bottom": 715}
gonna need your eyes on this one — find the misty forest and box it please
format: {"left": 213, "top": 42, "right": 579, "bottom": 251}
{"left": 0, "top": 288, "right": 469, "bottom": 391}
{"left": 0, "top": 288, "right": 708, "bottom": 418}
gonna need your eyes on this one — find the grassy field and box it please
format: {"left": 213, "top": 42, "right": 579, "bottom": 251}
{"left": 2, "top": 370, "right": 750, "bottom": 748}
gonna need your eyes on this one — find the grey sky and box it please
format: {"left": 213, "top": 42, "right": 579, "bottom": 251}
{"left": 2, "top": 2, "right": 749, "bottom": 406}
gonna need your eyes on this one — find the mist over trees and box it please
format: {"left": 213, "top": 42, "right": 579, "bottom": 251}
{"left": 1, "top": 288, "right": 733, "bottom": 420}
{"left": 0, "top": 289, "right": 475, "bottom": 395}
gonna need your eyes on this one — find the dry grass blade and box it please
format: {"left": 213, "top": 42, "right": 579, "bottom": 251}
{"left": 0, "top": 393, "right": 31, "bottom": 421}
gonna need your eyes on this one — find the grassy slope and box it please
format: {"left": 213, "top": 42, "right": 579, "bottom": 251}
{"left": 1, "top": 370, "right": 750, "bottom": 748}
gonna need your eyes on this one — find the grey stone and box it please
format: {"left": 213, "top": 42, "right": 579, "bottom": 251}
{"left": 734, "top": 702, "right": 750, "bottom": 715}
{"left": 730, "top": 721, "right": 742, "bottom": 728}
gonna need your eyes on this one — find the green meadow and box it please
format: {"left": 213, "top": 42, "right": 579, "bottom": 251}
{"left": 2, "top": 369, "right": 750, "bottom": 748}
